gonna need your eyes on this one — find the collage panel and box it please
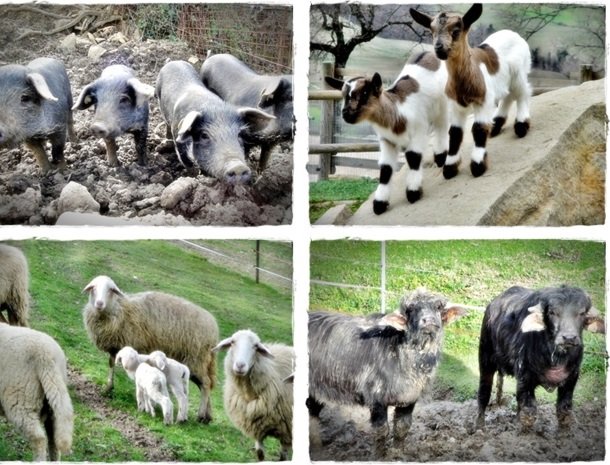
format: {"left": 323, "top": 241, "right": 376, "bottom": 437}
{"left": 0, "top": 3, "right": 293, "bottom": 226}
{"left": 0, "top": 240, "right": 293, "bottom": 461}
{"left": 309, "top": 3, "right": 605, "bottom": 226}
{"left": 309, "top": 239, "right": 606, "bottom": 461}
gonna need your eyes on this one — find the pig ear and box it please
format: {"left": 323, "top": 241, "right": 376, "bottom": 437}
{"left": 255, "top": 342, "right": 274, "bottom": 359}
{"left": 176, "top": 111, "right": 201, "bottom": 143}
{"left": 258, "top": 78, "right": 291, "bottom": 108}
{"left": 521, "top": 303, "right": 546, "bottom": 333}
{"left": 238, "top": 107, "right": 276, "bottom": 132}
{"left": 585, "top": 307, "right": 605, "bottom": 334}
{"left": 26, "top": 73, "right": 58, "bottom": 101}
{"left": 72, "top": 83, "right": 97, "bottom": 110}
{"left": 325, "top": 76, "right": 345, "bottom": 91}
{"left": 127, "top": 78, "right": 155, "bottom": 107}
{"left": 442, "top": 305, "right": 467, "bottom": 325}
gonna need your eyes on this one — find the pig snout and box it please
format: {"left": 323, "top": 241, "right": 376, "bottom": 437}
{"left": 224, "top": 160, "right": 252, "bottom": 184}
{"left": 91, "top": 121, "right": 119, "bottom": 139}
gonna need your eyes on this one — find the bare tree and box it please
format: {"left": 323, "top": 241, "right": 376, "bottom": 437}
{"left": 496, "top": 4, "right": 571, "bottom": 41}
{"left": 310, "top": 4, "right": 425, "bottom": 70}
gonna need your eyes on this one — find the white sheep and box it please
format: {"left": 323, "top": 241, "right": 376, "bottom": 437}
{"left": 213, "top": 329, "right": 294, "bottom": 461}
{"left": 82, "top": 275, "right": 219, "bottom": 423}
{"left": 0, "top": 243, "right": 30, "bottom": 326}
{"left": 135, "top": 362, "right": 174, "bottom": 425}
{"left": 146, "top": 350, "right": 191, "bottom": 422}
{"left": 325, "top": 51, "right": 449, "bottom": 214}
{"left": 0, "top": 324, "right": 74, "bottom": 461}
{"left": 411, "top": 3, "right": 531, "bottom": 179}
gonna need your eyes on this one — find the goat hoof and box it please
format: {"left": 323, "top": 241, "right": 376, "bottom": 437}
{"left": 514, "top": 120, "right": 530, "bottom": 138}
{"left": 373, "top": 200, "right": 389, "bottom": 215}
{"left": 406, "top": 189, "right": 422, "bottom": 203}
{"left": 434, "top": 151, "right": 447, "bottom": 167}
{"left": 491, "top": 116, "right": 506, "bottom": 137}
{"left": 470, "top": 158, "right": 487, "bottom": 177}
{"left": 443, "top": 164, "right": 459, "bottom": 179}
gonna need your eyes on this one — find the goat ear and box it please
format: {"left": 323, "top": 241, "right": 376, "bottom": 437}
{"left": 442, "top": 306, "right": 467, "bottom": 325}
{"left": 256, "top": 342, "right": 274, "bottom": 359}
{"left": 211, "top": 337, "right": 233, "bottom": 353}
{"left": 585, "top": 307, "right": 605, "bottom": 334}
{"left": 521, "top": 303, "right": 545, "bottom": 332}
{"left": 371, "top": 73, "right": 383, "bottom": 94}
{"left": 325, "top": 76, "right": 345, "bottom": 91}
{"left": 463, "top": 3, "right": 483, "bottom": 30}
{"left": 410, "top": 8, "right": 433, "bottom": 29}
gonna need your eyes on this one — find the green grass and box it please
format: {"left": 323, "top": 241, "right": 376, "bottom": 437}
{"left": 0, "top": 240, "right": 292, "bottom": 462}
{"left": 310, "top": 240, "right": 606, "bottom": 404}
{"left": 310, "top": 178, "right": 377, "bottom": 223}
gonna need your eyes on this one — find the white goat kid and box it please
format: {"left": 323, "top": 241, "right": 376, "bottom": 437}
{"left": 410, "top": 3, "right": 531, "bottom": 179}
{"left": 326, "top": 51, "right": 449, "bottom": 215}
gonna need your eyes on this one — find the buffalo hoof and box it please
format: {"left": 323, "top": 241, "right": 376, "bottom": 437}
{"left": 443, "top": 163, "right": 459, "bottom": 179}
{"left": 514, "top": 120, "right": 530, "bottom": 138}
{"left": 406, "top": 188, "right": 422, "bottom": 204}
{"left": 373, "top": 200, "right": 389, "bottom": 215}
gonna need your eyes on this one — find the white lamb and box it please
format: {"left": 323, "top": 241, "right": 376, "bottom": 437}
{"left": 115, "top": 345, "right": 149, "bottom": 380}
{"left": 146, "top": 350, "right": 190, "bottom": 422}
{"left": 213, "top": 329, "right": 294, "bottom": 461}
{"left": 134, "top": 362, "right": 174, "bottom": 425}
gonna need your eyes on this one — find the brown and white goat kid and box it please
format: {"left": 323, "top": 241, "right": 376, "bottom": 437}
{"left": 326, "top": 52, "right": 449, "bottom": 215}
{"left": 411, "top": 4, "right": 531, "bottom": 179}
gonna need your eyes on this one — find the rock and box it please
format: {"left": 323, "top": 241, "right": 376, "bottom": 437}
{"left": 160, "top": 177, "right": 199, "bottom": 209}
{"left": 315, "top": 204, "right": 352, "bottom": 225}
{"left": 0, "top": 188, "right": 42, "bottom": 224}
{"left": 88, "top": 44, "right": 107, "bottom": 61}
{"left": 188, "top": 55, "right": 199, "bottom": 65}
{"left": 60, "top": 33, "right": 77, "bottom": 52}
{"left": 57, "top": 181, "right": 100, "bottom": 215}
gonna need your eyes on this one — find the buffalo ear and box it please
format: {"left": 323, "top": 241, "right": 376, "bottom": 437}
{"left": 521, "top": 303, "right": 545, "bottom": 333}
{"left": 585, "top": 307, "right": 605, "bottom": 334}
{"left": 325, "top": 76, "right": 345, "bottom": 91}
{"left": 442, "top": 306, "right": 467, "bottom": 325}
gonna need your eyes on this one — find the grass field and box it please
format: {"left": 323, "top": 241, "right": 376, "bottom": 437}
{"left": 309, "top": 178, "right": 378, "bottom": 222}
{"left": 0, "top": 240, "right": 292, "bottom": 462}
{"left": 310, "top": 240, "right": 606, "bottom": 403}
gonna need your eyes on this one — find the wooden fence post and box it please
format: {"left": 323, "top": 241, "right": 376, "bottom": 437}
{"left": 255, "top": 240, "right": 260, "bottom": 284}
{"left": 319, "top": 61, "right": 336, "bottom": 180}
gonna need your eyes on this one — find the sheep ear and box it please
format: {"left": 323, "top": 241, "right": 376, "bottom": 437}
{"left": 442, "top": 306, "right": 467, "bottom": 325}
{"left": 211, "top": 337, "right": 233, "bottom": 353}
{"left": 110, "top": 284, "right": 124, "bottom": 297}
{"left": 256, "top": 342, "right": 274, "bottom": 359}
{"left": 410, "top": 8, "right": 433, "bottom": 29}
{"left": 462, "top": 3, "right": 483, "bottom": 30}
{"left": 325, "top": 76, "right": 345, "bottom": 91}
{"left": 585, "top": 307, "right": 605, "bottom": 334}
{"left": 82, "top": 281, "right": 95, "bottom": 293}
{"left": 115, "top": 353, "right": 122, "bottom": 364}
{"left": 521, "top": 304, "right": 545, "bottom": 332}
{"left": 154, "top": 356, "right": 166, "bottom": 370}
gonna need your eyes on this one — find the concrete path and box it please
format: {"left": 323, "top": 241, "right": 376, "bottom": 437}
{"left": 347, "top": 79, "right": 605, "bottom": 226}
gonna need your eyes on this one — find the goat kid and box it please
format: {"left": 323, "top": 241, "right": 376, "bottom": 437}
{"left": 326, "top": 51, "right": 449, "bottom": 215}
{"left": 411, "top": 3, "right": 531, "bottom": 179}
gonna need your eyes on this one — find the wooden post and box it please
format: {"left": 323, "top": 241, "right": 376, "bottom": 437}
{"left": 255, "top": 240, "right": 260, "bottom": 284}
{"left": 319, "top": 61, "right": 336, "bottom": 180}
{"left": 580, "top": 64, "right": 594, "bottom": 83}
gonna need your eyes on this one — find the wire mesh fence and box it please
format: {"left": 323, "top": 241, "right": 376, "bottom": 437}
{"left": 177, "top": 4, "right": 293, "bottom": 74}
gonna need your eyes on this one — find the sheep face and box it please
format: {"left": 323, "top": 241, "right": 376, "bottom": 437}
{"left": 148, "top": 350, "right": 168, "bottom": 370}
{"left": 213, "top": 329, "right": 274, "bottom": 377}
{"left": 83, "top": 275, "right": 124, "bottom": 313}
{"left": 410, "top": 4, "right": 483, "bottom": 60}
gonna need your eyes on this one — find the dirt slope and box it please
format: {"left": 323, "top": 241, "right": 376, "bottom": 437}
{"left": 347, "top": 79, "right": 605, "bottom": 226}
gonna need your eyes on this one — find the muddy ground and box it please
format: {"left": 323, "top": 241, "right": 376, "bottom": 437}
{"left": 310, "top": 395, "right": 606, "bottom": 462}
{"left": 0, "top": 6, "right": 292, "bottom": 225}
